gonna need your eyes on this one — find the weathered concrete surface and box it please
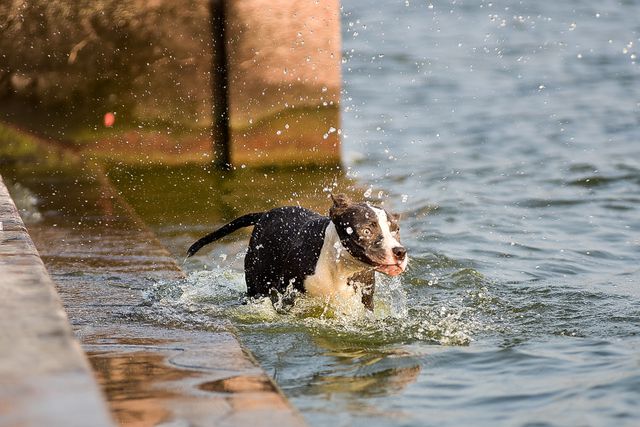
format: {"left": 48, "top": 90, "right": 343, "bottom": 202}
{"left": 0, "top": 1, "right": 218, "bottom": 168}
{"left": 225, "top": 0, "right": 342, "bottom": 166}
{"left": 0, "top": 129, "right": 307, "bottom": 426}
{"left": 0, "top": 175, "right": 115, "bottom": 427}
{"left": 0, "top": 0, "right": 212, "bottom": 129}
{"left": 1, "top": 0, "right": 343, "bottom": 168}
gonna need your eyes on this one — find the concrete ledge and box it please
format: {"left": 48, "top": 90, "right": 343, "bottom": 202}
{"left": 0, "top": 132, "right": 307, "bottom": 427}
{"left": 0, "top": 175, "right": 114, "bottom": 427}
{"left": 1, "top": 124, "right": 307, "bottom": 426}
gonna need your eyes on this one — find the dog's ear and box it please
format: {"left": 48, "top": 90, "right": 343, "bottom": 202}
{"left": 331, "top": 193, "right": 351, "bottom": 208}
{"left": 389, "top": 212, "right": 401, "bottom": 222}
{"left": 329, "top": 193, "right": 351, "bottom": 218}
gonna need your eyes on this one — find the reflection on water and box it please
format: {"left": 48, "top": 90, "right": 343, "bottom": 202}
{"left": 138, "top": 269, "right": 427, "bottom": 417}
{"left": 88, "top": 351, "right": 194, "bottom": 427}
{"left": 304, "top": 344, "right": 421, "bottom": 398}
{"left": 198, "top": 376, "right": 276, "bottom": 394}
{"left": 137, "top": 265, "right": 493, "bottom": 412}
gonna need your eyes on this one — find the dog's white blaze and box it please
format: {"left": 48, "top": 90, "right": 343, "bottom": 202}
{"left": 304, "top": 222, "right": 366, "bottom": 306}
{"left": 371, "top": 207, "right": 401, "bottom": 259}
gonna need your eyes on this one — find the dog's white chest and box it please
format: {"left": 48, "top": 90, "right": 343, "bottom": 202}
{"left": 304, "top": 264, "right": 353, "bottom": 301}
{"left": 303, "top": 223, "right": 366, "bottom": 305}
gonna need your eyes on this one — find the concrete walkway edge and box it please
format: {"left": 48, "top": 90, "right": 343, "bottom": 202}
{"left": 0, "top": 175, "right": 115, "bottom": 427}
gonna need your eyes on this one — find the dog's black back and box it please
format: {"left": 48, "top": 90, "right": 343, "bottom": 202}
{"left": 245, "top": 206, "right": 329, "bottom": 296}
{"left": 187, "top": 195, "right": 407, "bottom": 310}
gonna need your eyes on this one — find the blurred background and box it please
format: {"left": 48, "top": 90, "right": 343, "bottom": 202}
{"left": 2, "top": 1, "right": 640, "bottom": 426}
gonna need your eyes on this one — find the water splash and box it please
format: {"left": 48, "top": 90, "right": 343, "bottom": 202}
{"left": 7, "top": 182, "right": 42, "bottom": 223}
{"left": 139, "top": 267, "right": 482, "bottom": 346}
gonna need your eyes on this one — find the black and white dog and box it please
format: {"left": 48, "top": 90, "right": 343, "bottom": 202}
{"left": 187, "top": 194, "right": 408, "bottom": 310}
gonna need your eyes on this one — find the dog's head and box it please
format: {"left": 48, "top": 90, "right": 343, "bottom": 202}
{"left": 329, "top": 194, "right": 408, "bottom": 276}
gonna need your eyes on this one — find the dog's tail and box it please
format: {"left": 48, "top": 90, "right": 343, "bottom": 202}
{"left": 186, "top": 212, "right": 263, "bottom": 258}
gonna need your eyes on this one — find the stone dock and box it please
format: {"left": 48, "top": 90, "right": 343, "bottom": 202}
{"left": 0, "top": 177, "right": 113, "bottom": 427}
{"left": 0, "top": 162, "right": 306, "bottom": 426}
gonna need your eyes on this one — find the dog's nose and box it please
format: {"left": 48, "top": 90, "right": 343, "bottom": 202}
{"left": 392, "top": 246, "right": 406, "bottom": 261}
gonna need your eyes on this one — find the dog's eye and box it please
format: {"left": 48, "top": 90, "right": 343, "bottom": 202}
{"left": 362, "top": 228, "right": 371, "bottom": 237}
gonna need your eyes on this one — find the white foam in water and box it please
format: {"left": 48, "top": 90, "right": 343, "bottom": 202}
{"left": 141, "top": 268, "right": 247, "bottom": 325}
{"left": 141, "top": 267, "right": 479, "bottom": 346}
{"left": 373, "top": 274, "right": 409, "bottom": 319}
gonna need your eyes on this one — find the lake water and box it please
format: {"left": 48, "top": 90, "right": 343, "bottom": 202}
{"left": 119, "top": 1, "right": 640, "bottom": 426}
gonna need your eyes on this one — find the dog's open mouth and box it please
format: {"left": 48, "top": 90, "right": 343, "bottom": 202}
{"left": 374, "top": 263, "right": 405, "bottom": 276}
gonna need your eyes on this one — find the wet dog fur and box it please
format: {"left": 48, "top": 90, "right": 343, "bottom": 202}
{"left": 187, "top": 194, "right": 408, "bottom": 310}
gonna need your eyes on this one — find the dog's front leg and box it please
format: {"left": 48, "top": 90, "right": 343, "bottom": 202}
{"left": 348, "top": 270, "right": 375, "bottom": 311}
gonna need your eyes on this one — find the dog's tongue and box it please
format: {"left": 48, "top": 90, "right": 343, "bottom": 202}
{"left": 375, "top": 264, "right": 404, "bottom": 276}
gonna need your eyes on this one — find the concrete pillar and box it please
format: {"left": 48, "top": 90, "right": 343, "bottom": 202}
{"left": 0, "top": 0, "right": 343, "bottom": 168}
{"left": 224, "top": 0, "right": 342, "bottom": 167}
